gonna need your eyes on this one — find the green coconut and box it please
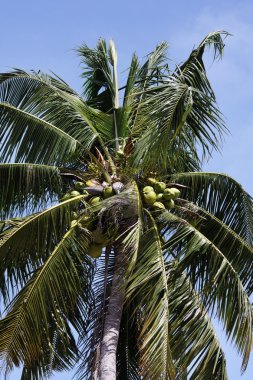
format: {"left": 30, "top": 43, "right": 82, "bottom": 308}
{"left": 156, "top": 193, "right": 163, "bottom": 201}
{"left": 70, "top": 220, "right": 77, "bottom": 228}
{"left": 164, "top": 199, "right": 175, "bottom": 210}
{"left": 147, "top": 177, "right": 157, "bottom": 185}
{"left": 62, "top": 193, "right": 71, "bottom": 201}
{"left": 87, "top": 244, "right": 103, "bottom": 259}
{"left": 143, "top": 186, "right": 154, "bottom": 193}
{"left": 153, "top": 201, "right": 165, "bottom": 210}
{"left": 71, "top": 211, "right": 78, "bottom": 219}
{"left": 103, "top": 186, "right": 113, "bottom": 199}
{"left": 86, "top": 179, "right": 99, "bottom": 187}
{"left": 70, "top": 190, "right": 81, "bottom": 197}
{"left": 79, "top": 215, "right": 95, "bottom": 230}
{"left": 82, "top": 190, "right": 89, "bottom": 197}
{"left": 89, "top": 196, "right": 101, "bottom": 205}
{"left": 163, "top": 188, "right": 174, "bottom": 200}
{"left": 169, "top": 187, "right": 181, "bottom": 199}
{"left": 154, "top": 182, "right": 166, "bottom": 193}
{"left": 143, "top": 191, "right": 157, "bottom": 205}
{"left": 75, "top": 181, "right": 86, "bottom": 191}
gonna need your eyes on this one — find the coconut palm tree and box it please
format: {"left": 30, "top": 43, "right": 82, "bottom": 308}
{"left": 0, "top": 31, "right": 252, "bottom": 380}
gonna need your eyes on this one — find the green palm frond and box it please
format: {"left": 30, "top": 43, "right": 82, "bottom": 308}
{"left": 170, "top": 172, "right": 253, "bottom": 244}
{"left": 131, "top": 75, "right": 225, "bottom": 174}
{"left": 137, "top": 41, "right": 168, "bottom": 84}
{"left": 0, "top": 70, "right": 112, "bottom": 164}
{"left": 157, "top": 210, "right": 253, "bottom": 371}
{"left": 168, "top": 264, "right": 228, "bottom": 380}
{"left": 177, "top": 31, "right": 230, "bottom": 97}
{"left": 130, "top": 32, "right": 228, "bottom": 175}
{"left": 0, "top": 101, "right": 81, "bottom": 164}
{"left": 127, "top": 211, "right": 175, "bottom": 380}
{"left": 0, "top": 195, "right": 85, "bottom": 299}
{"left": 77, "top": 39, "right": 114, "bottom": 111}
{"left": 177, "top": 199, "right": 253, "bottom": 294}
{"left": 0, "top": 226, "right": 93, "bottom": 378}
{"left": 0, "top": 163, "right": 62, "bottom": 218}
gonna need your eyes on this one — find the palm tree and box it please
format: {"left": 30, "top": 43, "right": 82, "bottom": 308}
{"left": 0, "top": 31, "right": 252, "bottom": 380}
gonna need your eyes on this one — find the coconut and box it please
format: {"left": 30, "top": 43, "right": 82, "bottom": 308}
{"left": 70, "top": 220, "right": 77, "bottom": 228}
{"left": 143, "top": 191, "right": 157, "bottom": 205}
{"left": 62, "top": 193, "right": 71, "bottom": 201}
{"left": 89, "top": 196, "right": 101, "bottom": 205}
{"left": 79, "top": 215, "right": 95, "bottom": 230}
{"left": 92, "top": 229, "right": 108, "bottom": 244}
{"left": 87, "top": 244, "right": 103, "bottom": 259}
{"left": 86, "top": 179, "right": 99, "bottom": 187}
{"left": 112, "top": 181, "right": 124, "bottom": 194}
{"left": 75, "top": 181, "right": 86, "bottom": 191}
{"left": 143, "top": 186, "right": 154, "bottom": 193}
{"left": 164, "top": 199, "right": 175, "bottom": 209}
{"left": 154, "top": 182, "right": 166, "bottom": 193}
{"left": 71, "top": 211, "right": 78, "bottom": 219}
{"left": 103, "top": 186, "right": 113, "bottom": 199}
{"left": 163, "top": 188, "right": 174, "bottom": 200}
{"left": 153, "top": 201, "right": 165, "bottom": 210}
{"left": 70, "top": 190, "right": 81, "bottom": 197}
{"left": 169, "top": 187, "right": 181, "bottom": 199}
{"left": 156, "top": 193, "right": 163, "bottom": 201}
{"left": 82, "top": 190, "right": 89, "bottom": 197}
{"left": 147, "top": 177, "right": 157, "bottom": 185}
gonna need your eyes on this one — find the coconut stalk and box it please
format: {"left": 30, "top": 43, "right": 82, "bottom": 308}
{"left": 98, "top": 246, "right": 126, "bottom": 379}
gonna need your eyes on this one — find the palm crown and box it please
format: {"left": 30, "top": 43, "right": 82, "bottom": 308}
{"left": 0, "top": 31, "right": 253, "bottom": 380}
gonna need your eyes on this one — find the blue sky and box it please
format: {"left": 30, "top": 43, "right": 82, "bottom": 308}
{"left": 1, "top": 0, "right": 253, "bottom": 379}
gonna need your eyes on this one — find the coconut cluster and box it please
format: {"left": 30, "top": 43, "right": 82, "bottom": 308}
{"left": 61, "top": 179, "right": 118, "bottom": 204}
{"left": 142, "top": 178, "right": 181, "bottom": 210}
{"left": 61, "top": 179, "right": 123, "bottom": 259}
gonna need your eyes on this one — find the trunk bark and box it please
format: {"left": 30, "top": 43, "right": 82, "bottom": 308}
{"left": 98, "top": 248, "right": 126, "bottom": 380}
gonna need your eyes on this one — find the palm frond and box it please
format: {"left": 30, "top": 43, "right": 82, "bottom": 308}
{"left": 157, "top": 210, "right": 253, "bottom": 371}
{"left": 126, "top": 210, "right": 175, "bottom": 380}
{"left": 0, "top": 195, "right": 85, "bottom": 301}
{"left": 0, "top": 101, "right": 81, "bottom": 165}
{"left": 138, "top": 41, "right": 168, "bottom": 83}
{"left": 0, "top": 226, "right": 93, "bottom": 378}
{"left": 170, "top": 171, "right": 253, "bottom": 244}
{"left": 0, "top": 70, "right": 111, "bottom": 164}
{"left": 129, "top": 32, "right": 229, "bottom": 174}
{"left": 168, "top": 263, "right": 228, "bottom": 380}
{"left": 131, "top": 74, "right": 225, "bottom": 174}
{"left": 0, "top": 163, "right": 62, "bottom": 219}
{"left": 77, "top": 39, "right": 114, "bottom": 111}
{"left": 177, "top": 31, "right": 230, "bottom": 98}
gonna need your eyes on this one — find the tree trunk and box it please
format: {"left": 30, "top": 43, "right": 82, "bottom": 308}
{"left": 98, "top": 248, "right": 126, "bottom": 380}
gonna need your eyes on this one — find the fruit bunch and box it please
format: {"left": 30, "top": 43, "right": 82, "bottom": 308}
{"left": 61, "top": 179, "right": 124, "bottom": 259}
{"left": 142, "top": 178, "right": 181, "bottom": 210}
